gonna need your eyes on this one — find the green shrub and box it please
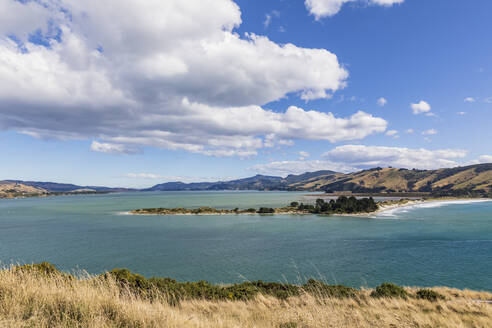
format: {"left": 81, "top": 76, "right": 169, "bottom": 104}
{"left": 370, "top": 283, "right": 408, "bottom": 299}
{"left": 257, "top": 207, "right": 275, "bottom": 214}
{"left": 279, "top": 322, "right": 298, "bottom": 328}
{"left": 108, "top": 268, "right": 152, "bottom": 291}
{"left": 416, "top": 289, "right": 444, "bottom": 302}
{"left": 16, "top": 262, "right": 61, "bottom": 275}
{"left": 302, "top": 279, "right": 358, "bottom": 298}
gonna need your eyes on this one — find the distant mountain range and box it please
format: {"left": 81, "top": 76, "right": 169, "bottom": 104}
{"left": 144, "top": 170, "right": 338, "bottom": 191}
{"left": 1, "top": 180, "right": 133, "bottom": 193}
{"left": 2, "top": 163, "right": 492, "bottom": 197}
{"left": 147, "top": 164, "right": 492, "bottom": 196}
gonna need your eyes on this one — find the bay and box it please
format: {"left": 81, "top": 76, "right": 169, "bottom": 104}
{"left": 0, "top": 191, "right": 491, "bottom": 291}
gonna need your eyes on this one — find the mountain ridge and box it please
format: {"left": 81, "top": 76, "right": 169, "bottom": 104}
{"left": 2, "top": 163, "right": 492, "bottom": 197}
{"left": 146, "top": 164, "right": 492, "bottom": 196}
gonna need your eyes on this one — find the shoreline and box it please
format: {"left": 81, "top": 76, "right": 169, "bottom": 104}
{"left": 126, "top": 197, "right": 492, "bottom": 217}
{"left": 374, "top": 197, "right": 492, "bottom": 215}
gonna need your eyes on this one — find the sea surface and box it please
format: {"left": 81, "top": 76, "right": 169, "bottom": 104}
{"left": 1, "top": 191, "right": 491, "bottom": 291}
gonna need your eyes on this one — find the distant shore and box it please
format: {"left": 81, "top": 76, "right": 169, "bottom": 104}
{"left": 373, "top": 197, "right": 492, "bottom": 215}
{"left": 128, "top": 197, "right": 492, "bottom": 217}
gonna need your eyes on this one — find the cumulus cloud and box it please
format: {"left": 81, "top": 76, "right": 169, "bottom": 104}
{"left": 90, "top": 141, "right": 140, "bottom": 155}
{"left": 422, "top": 129, "right": 437, "bottom": 136}
{"left": 405, "top": 129, "right": 414, "bottom": 134}
{"left": 477, "top": 155, "right": 492, "bottom": 163}
{"left": 323, "top": 145, "right": 467, "bottom": 170}
{"left": 299, "top": 151, "right": 310, "bottom": 158}
{"left": 411, "top": 100, "right": 431, "bottom": 114}
{"left": 385, "top": 130, "right": 398, "bottom": 137}
{"left": 377, "top": 97, "right": 387, "bottom": 106}
{"left": 263, "top": 10, "right": 280, "bottom": 29}
{"left": 0, "top": 0, "right": 390, "bottom": 157}
{"left": 464, "top": 97, "right": 476, "bottom": 103}
{"left": 252, "top": 145, "right": 471, "bottom": 175}
{"left": 466, "top": 155, "right": 492, "bottom": 165}
{"left": 305, "top": 0, "right": 404, "bottom": 19}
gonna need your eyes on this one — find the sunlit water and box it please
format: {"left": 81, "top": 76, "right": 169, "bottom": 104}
{"left": 1, "top": 191, "right": 491, "bottom": 290}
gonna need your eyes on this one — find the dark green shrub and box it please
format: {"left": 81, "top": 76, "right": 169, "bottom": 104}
{"left": 370, "top": 283, "right": 408, "bottom": 299}
{"left": 279, "top": 322, "right": 298, "bottom": 328}
{"left": 302, "top": 279, "right": 358, "bottom": 298}
{"left": 416, "top": 289, "right": 444, "bottom": 302}
{"left": 16, "top": 262, "right": 61, "bottom": 275}
{"left": 108, "top": 268, "right": 152, "bottom": 291}
{"left": 290, "top": 202, "right": 299, "bottom": 207}
{"left": 257, "top": 207, "right": 275, "bottom": 214}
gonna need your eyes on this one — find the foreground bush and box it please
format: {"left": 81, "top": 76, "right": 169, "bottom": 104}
{"left": 107, "top": 269, "right": 355, "bottom": 304}
{"left": 1, "top": 264, "right": 491, "bottom": 327}
{"left": 370, "top": 283, "right": 408, "bottom": 299}
{"left": 416, "top": 289, "right": 445, "bottom": 302}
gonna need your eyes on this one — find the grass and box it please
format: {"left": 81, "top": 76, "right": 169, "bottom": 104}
{"left": 0, "top": 264, "right": 491, "bottom": 327}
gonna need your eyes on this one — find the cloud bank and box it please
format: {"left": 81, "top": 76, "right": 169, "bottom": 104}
{"left": 253, "top": 145, "right": 473, "bottom": 176}
{"left": 0, "top": 0, "right": 391, "bottom": 157}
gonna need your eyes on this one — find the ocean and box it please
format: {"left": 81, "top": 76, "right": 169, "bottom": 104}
{"left": 1, "top": 191, "right": 491, "bottom": 290}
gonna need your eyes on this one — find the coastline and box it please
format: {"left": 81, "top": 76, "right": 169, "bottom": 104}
{"left": 127, "top": 197, "right": 492, "bottom": 217}
{"left": 374, "top": 197, "right": 492, "bottom": 215}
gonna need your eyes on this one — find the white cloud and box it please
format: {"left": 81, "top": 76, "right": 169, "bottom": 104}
{"left": 323, "top": 145, "right": 467, "bottom": 170}
{"left": 405, "top": 128, "right": 414, "bottom": 134}
{"left": 0, "top": 0, "right": 54, "bottom": 39}
{"left": 411, "top": 100, "right": 431, "bottom": 114}
{"left": 305, "top": 0, "right": 404, "bottom": 19}
{"left": 264, "top": 14, "right": 272, "bottom": 28}
{"left": 422, "top": 129, "right": 437, "bottom": 136}
{"left": 253, "top": 160, "right": 355, "bottom": 176}
{"left": 125, "top": 173, "right": 164, "bottom": 179}
{"left": 457, "top": 111, "right": 467, "bottom": 116}
{"left": 253, "top": 145, "right": 471, "bottom": 175}
{"left": 0, "top": 0, "right": 391, "bottom": 157}
{"left": 299, "top": 151, "right": 310, "bottom": 158}
{"left": 477, "top": 155, "right": 492, "bottom": 163}
{"left": 467, "top": 155, "right": 492, "bottom": 165}
{"left": 386, "top": 130, "right": 398, "bottom": 137}
{"left": 125, "top": 173, "right": 233, "bottom": 183}
{"left": 90, "top": 141, "right": 140, "bottom": 155}
{"left": 377, "top": 97, "right": 387, "bottom": 106}
{"left": 464, "top": 97, "right": 476, "bottom": 103}
{"left": 263, "top": 10, "right": 280, "bottom": 28}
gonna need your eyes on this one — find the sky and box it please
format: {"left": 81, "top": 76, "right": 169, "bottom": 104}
{"left": 0, "top": 0, "right": 491, "bottom": 188}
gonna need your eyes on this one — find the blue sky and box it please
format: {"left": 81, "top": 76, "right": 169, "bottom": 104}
{"left": 0, "top": 0, "right": 491, "bottom": 187}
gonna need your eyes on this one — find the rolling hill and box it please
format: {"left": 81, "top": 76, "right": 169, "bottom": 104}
{"left": 147, "top": 164, "right": 492, "bottom": 196}
{"left": 0, "top": 181, "right": 48, "bottom": 198}
{"left": 2, "top": 164, "right": 492, "bottom": 198}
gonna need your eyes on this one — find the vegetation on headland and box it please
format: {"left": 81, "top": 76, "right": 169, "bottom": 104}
{"left": 3, "top": 263, "right": 491, "bottom": 327}
{"left": 131, "top": 196, "right": 379, "bottom": 215}
{"left": 0, "top": 181, "right": 129, "bottom": 199}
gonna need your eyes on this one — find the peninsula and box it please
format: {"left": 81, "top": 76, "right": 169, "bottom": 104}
{"left": 131, "top": 196, "right": 380, "bottom": 215}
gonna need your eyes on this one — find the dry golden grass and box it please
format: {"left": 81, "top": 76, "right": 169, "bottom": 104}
{"left": 0, "top": 268, "right": 491, "bottom": 328}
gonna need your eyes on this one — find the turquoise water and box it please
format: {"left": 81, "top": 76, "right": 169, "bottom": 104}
{"left": 1, "top": 191, "right": 491, "bottom": 291}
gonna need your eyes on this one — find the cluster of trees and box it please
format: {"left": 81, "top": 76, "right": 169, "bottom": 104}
{"left": 294, "top": 196, "right": 378, "bottom": 214}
